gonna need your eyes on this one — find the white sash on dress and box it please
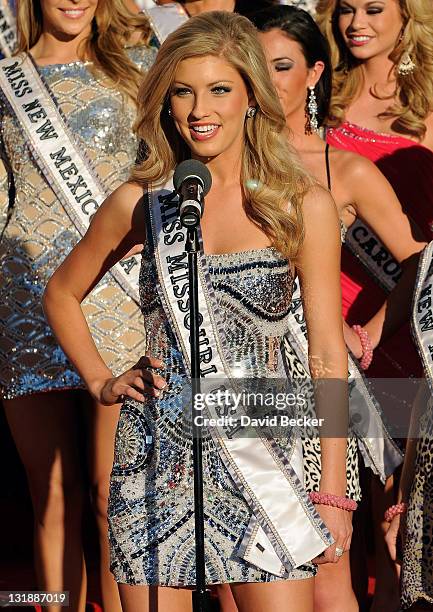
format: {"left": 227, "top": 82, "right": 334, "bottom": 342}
{"left": 412, "top": 243, "right": 433, "bottom": 391}
{"left": 141, "top": 2, "right": 188, "bottom": 45}
{"left": 345, "top": 219, "right": 401, "bottom": 292}
{"left": 286, "top": 278, "right": 403, "bottom": 481}
{"left": 0, "top": 53, "right": 141, "bottom": 305}
{"left": 0, "top": 0, "right": 16, "bottom": 58}
{"left": 147, "top": 180, "right": 333, "bottom": 576}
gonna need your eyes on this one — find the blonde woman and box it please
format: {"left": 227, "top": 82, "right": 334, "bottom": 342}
{"left": 0, "top": 1, "right": 155, "bottom": 610}
{"left": 44, "top": 11, "right": 352, "bottom": 612}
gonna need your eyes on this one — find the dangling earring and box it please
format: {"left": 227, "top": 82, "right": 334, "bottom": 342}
{"left": 305, "top": 86, "right": 319, "bottom": 135}
{"left": 246, "top": 106, "right": 257, "bottom": 118}
{"left": 398, "top": 50, "right": 416, "bottom": 76}
{"left": 167, "top": 106, "right": 172, "bottom": 117}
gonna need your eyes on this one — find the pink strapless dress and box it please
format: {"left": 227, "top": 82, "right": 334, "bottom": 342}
{"left": 327, "top": 122, "right": 433, "bottom": 377}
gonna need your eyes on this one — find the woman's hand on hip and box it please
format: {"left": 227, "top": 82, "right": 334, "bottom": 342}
{"left": 91, "top": 355, "right": 166, "bottom": 405}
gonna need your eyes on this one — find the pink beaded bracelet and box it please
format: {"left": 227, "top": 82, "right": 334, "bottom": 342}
{"left": 352, "top": 325, "right": 374, "bottom": 370}
{"left": 309, "top": 491, "right": 358, "bottom": 512}
{"left": 384, "top": 502, "right": 407, "bottom": 523}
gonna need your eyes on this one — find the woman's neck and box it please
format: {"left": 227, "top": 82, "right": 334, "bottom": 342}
{"left": 183, "top": 0, "right": 235, "bottom": 16}
{"left": 30, "top": 29, "right": 91, "bottom": 65}
{"left": 285, "top": 108, "right": 324, "bottom": 153}
{"left": 359, "top": 53, "right": 397, "bottom": 94}
{"left": 194, "top": 146, "right": 242, "bottom": 189}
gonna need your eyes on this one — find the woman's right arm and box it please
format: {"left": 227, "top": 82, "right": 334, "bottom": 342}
{"left": 43, "top": 181, "right": 165, "bottom": 404}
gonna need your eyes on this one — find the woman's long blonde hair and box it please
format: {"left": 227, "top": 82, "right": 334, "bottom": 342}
{"left": 16, "top": 0, "right": 152, "bottom": 103}
{"left": 132, "top": 11, "right": 312, "bottom": 260}
{"left": 316, "top": 0, "right": 433, "bottom": 139}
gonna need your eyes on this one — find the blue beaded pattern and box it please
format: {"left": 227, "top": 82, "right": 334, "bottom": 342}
{"left": 108, "top": 242, "right": 317, "bottom": 586}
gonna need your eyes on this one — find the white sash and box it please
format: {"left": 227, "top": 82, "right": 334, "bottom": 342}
{"left": 148, "top": 180, "right": 332, "bottom": 576}
{"left": 285, "top": 279, "right": 403, "bottom": 481}
{"left": 141, "top": 2, "right": 188, "bottom": 45}
{"left": 412, "top": 243, "right": 433, "bottom": 390}
{"left": 0, "top": 0, "right": 16, "bottom": 58}
{"left": 0, "top": 53, "right": 140, "bottom": 305}
{"left": 345, "top": 219, "right": 401, "bottom": 292}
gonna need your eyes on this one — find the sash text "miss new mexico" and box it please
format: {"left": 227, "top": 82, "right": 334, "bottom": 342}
{"left": 2, "top": 61, "right": 98, "bottom": 215}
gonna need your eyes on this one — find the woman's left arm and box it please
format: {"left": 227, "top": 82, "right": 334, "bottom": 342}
{"left": 296, "top": 186, "right": 351, "bottom": 563}
{"left": 344, "top": 156, "right": 426, "bottom": 356}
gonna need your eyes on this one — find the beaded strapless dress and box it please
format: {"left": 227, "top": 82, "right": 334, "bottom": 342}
{"left": 0, "top": 46, "right": 156, "bottom": 399}
{"left": 108, "top": 243, "right": 317, "bottom": 586}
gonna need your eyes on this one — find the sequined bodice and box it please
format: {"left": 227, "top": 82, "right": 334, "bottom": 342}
{"left": 140, "top": 245, "right": 294, "bottom": 379}
{"left": 0, "top": 47, "right": 156, "bottom": 217}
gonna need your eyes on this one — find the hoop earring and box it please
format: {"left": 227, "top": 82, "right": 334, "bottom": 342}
{"left": 305, "top": 86, "right": 319, "bottom": 135}
{"left": 246, "top": 106, "right": 257, "bottom": 119}
{"left": 397, "top": 50, "right": 416, "bottom": 76}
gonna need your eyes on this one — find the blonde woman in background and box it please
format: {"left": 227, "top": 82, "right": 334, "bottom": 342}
{"left": 0, "top": 1, "right": 155, "bottom": 610}
{"left": 317, "top": 0, "right": 433, "bottom": 376}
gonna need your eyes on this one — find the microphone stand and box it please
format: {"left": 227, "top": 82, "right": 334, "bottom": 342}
{"left": 185, "top": 225, "right": 211, "bottom": 612}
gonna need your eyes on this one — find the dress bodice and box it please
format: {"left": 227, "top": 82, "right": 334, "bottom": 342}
{"left": 140, "top": 244, "right": 294, "bottom": 379}
{"left": 0, "top": 46, "right": 156, "bottom": 209}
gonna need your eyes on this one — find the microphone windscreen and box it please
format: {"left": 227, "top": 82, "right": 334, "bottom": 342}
{"left": 173, "top": 159, "right": 212, "bottom": 196}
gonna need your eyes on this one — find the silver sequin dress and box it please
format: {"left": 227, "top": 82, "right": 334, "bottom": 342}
{"left": 0, "top": 46, "right": 156, "bottom": 399}
{"left": 108, "top": 242, "right": 317, "bottom": 586}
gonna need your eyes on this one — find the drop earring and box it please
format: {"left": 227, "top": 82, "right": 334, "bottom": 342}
{"left": 398, "top": 50, "right": 416, "bottom": 76}
{"left": 305, "top": 86, "right": 319, "bottom": 135}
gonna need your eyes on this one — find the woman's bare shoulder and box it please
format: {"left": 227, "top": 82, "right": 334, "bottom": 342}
{"left": 303, "top": 182, "right": 338, "bottom": 215}
{"left": 106, "top": 181, "right": 144, "bottom": 206}
{"left": 97, "top": 181, "right": 146, "bottom": 228}
{"left": 329, "top": 146, "right": 376, "bottom": 180}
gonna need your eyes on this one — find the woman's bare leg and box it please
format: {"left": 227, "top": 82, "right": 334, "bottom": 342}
{"left": 314, "top": 553, "right": 358, "bottom": 612}
{"left": 214, "top": 584, "right": 238, "bottom": 611}
{"left": 4, "top": 391, "right": 86, "bottom": 612}
{"left": 83, "top": 392, "right": 122, "bottom": 612}
{"left": 119, "top": 579, "right": 313, "bottom": 612}
{"left": 231, "top": 577, "right": 314, "bottom": 612}
{"left": 118, "top": 585, "right": 192, "bottom": 612}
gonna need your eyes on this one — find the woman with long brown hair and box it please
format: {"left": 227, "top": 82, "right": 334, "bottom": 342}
{"left": 0, "top": 1, "right": 155, "bottom": 610}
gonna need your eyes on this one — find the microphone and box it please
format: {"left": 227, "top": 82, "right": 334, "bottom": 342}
{"left": 173, "top": 160, "right": 212, "bottom": 228}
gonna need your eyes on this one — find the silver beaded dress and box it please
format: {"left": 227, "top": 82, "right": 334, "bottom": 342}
{"left": 0, "top": 46, "right": 156, "bottom": 399}
{"left": 108, "top": 241, "right": 317, "bottom": 586}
